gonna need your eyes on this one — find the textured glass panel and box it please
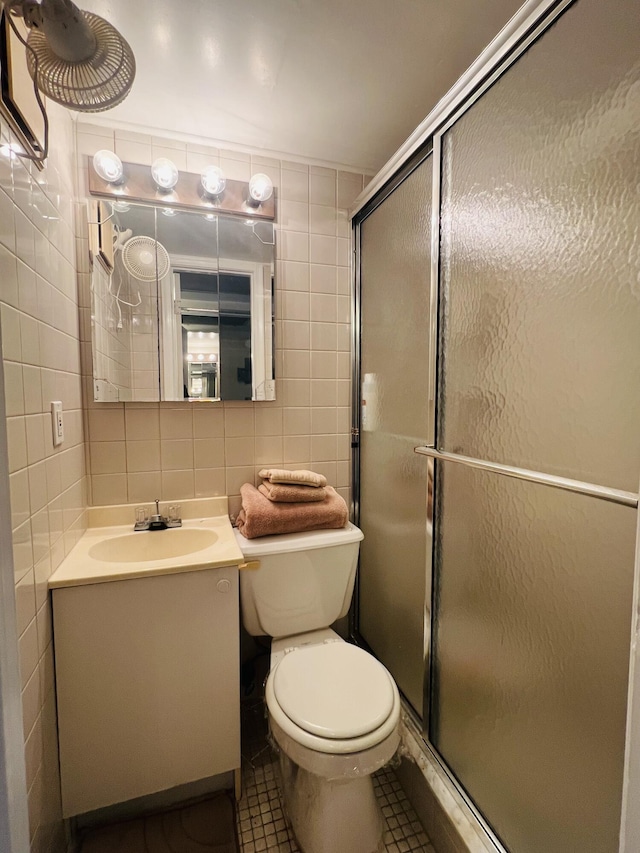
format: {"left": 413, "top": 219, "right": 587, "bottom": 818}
{"left": 359, "top": 156, "right": 432, "bottom": 714}
{"left": 432, "top": 464, "right": 636, "bottom": 853}
{"left": 438, "top": 0, "right": 640, "bottom": 491}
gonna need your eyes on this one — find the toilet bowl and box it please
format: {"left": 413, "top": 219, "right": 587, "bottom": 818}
{"left": 235, "top": 525, "right": 401, "bottom": 853}
{"left": 266, "top": 631, "right": 400, "bottom": 853}
{"left": 267, "top": 633, "right": 400, "bottom": 754}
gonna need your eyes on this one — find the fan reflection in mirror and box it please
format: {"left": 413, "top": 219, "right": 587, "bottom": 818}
{"left": 88, "top": 201, "right": 275, "bottom": 403}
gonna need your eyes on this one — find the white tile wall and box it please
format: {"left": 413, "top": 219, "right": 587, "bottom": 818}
{"left": 1, "top": 105, "right": 85, "bottom": 853}
{"left": 77, "top": 123, "right": 370, "bottom": 518}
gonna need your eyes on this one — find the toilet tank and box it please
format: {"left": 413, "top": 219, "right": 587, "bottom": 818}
{"left": 235, "top": 523, "right": 364, "bottom": 638}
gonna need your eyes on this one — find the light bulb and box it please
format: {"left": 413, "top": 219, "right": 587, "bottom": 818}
{"left": 197, "top": 353, "right": 204, "bottom": 361}
{"left": 186, "top": 354, "right": 193, "bottom": 361}
{"left": 249, "top": 173, "right": 273, "bottom": 203}
{"left": 201, "top": 166, "right": 226, "bottom": 197}
{"left": 208, "top": 354, "right": 216, "bottom": 361}
{"left": 151, "top": 157, "right": 179, "bottom": 190}
{"left": 93, "top": 150, "right": 124, "bottom": 184}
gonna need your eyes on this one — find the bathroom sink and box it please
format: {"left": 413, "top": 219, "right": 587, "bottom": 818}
{"left": 88, "top": 528, "right": 219, "bottom": 563}
{"left": 48, "top": 497, "right": 245, "bottom": 589}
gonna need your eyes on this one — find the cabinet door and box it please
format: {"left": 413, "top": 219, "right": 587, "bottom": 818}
{"left": 53, "top": 566, "right": 239, "bottom": 817}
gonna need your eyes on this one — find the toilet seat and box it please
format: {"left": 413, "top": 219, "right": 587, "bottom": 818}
{"left": 266, "top": 643, "right": 400, "bottom": 754}
{"left": 274, "top": 642, "right": 396, "bottom": 738}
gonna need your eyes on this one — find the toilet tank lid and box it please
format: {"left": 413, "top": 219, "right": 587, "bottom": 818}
{"left": 234, "top": 522, "right": 363, "bottom": 557}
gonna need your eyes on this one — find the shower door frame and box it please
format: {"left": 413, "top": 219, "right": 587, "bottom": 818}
{"left": 350, "top": 0, "right": 640, "bottom": 850}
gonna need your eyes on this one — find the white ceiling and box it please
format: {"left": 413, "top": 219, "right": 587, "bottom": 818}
{"left": 80, "top": 0, "right": 523, "bottom": 174}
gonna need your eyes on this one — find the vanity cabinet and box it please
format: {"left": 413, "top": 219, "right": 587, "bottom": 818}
{"left": 52, "top": 565, "right": 240, "bottom": 817}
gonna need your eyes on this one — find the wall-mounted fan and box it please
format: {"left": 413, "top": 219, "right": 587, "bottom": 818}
{"left": 3, "top": 0, "right": 136, "bottom": 159}
{"left": 121, "top": 235, "right": 171, "bottom": 283}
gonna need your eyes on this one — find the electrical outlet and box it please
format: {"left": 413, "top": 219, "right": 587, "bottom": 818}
{"left": 51, "top": 401, "right": 64, "bottom": 446}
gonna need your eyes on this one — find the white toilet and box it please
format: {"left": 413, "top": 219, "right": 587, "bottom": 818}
{"left": 235, "top": 523, "right": 401, "bottom": 853}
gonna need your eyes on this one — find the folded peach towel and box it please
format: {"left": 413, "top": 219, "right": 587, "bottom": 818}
{"left": 259, "top": 482, "right": 327, "bottom": 503}
{"left": 236, "top": 483, "right": 347, "bottom": 539}
{"left": 258, "top": 468, "right": 327, "bottom": 488}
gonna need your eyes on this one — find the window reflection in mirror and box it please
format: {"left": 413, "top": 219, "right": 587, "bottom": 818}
{"left": 89, "top": 201, "right": 275, "bottom": 403}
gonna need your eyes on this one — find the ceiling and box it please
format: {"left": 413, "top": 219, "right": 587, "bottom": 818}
{"left": 80, "top": 0, "right": 523, "bottom": 174}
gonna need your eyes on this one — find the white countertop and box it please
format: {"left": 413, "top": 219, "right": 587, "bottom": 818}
{"left": 49, "top": 500, "right": 244, "bottom": 589}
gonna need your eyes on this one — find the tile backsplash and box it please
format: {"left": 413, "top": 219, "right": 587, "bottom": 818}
{"left": 77, "top": 123, "right": 368, "bottom": 517}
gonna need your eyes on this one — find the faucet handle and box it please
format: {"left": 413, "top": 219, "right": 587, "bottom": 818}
{"left": 166, "top": 504, "right": 182, "bottom": 527}
{"left": 134, "top": 506, "right": 150, "bottom": 531}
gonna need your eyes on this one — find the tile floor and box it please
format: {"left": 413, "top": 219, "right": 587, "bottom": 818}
{"left": 79, "top": 793, "right": 238, "bottom": 853}
{"left": 236, "top": 698, "right": 435, "bottom": 853}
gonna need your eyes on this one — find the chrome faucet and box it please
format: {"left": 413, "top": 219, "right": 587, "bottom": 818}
{"left": 134, "top": 500, "right": 182, "bottom": 531}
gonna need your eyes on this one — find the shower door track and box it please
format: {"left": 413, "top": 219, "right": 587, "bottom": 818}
{"left": 401, "top": 702, "right": 507, "bottom": 853}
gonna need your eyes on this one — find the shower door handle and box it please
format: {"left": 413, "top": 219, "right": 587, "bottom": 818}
{"left": 413, "top": 446, "right": 638, "bottom": 508}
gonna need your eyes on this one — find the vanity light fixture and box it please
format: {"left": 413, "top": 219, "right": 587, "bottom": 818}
{"left": 249, "top": 173, "right": 274, "bottom": 204}
{"left": 151, "top": 157, "right": 179, "bottom": 191}
{"left": 201, "top": 166, "right": 226, "bottom": 198}
{"left": 93, "top": 149, "right": 123, "bottom": 184}
{"left": 89, "top": 155, "right": 276, "bottom": 221}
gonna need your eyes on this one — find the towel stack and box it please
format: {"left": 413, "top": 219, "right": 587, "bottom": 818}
{"left": 236, "top": 469, "right": 348, "bottom": 539}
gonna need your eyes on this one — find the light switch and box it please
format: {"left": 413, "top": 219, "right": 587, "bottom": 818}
{"left": 51, "top": 401, "right": 64, "bottom": 446}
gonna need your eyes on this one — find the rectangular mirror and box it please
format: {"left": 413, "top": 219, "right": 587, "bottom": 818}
{"left": 89, "top": 201, "right": 275, "bottom": 403}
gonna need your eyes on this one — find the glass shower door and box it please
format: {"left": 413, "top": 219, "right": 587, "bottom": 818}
{"left": 430, "top": 0, "right": 640, "bottom": 850}
{"left": 358, "top": 155, "right": 433, "bottom": 714}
